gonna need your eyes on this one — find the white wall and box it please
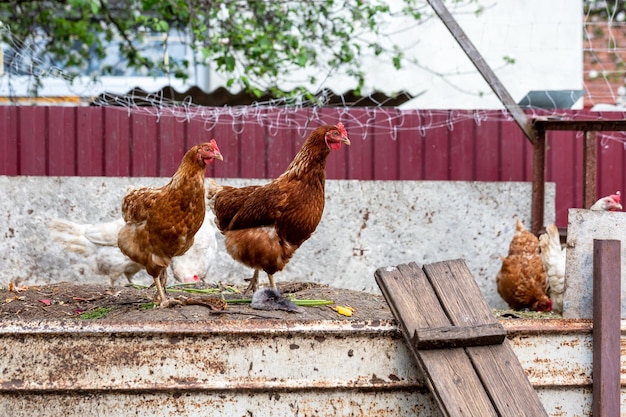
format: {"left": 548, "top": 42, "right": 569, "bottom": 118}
{"left": 0, "top": 176, "right": 555, "bottom": 309}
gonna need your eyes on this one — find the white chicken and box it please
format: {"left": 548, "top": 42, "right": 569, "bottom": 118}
{"left": 590, "top": 192, "right": 622, "bottom": 211}
{"left": 48, "top": 216, "right": 217, "bottom": 285}
{"left": 48, "top": 218, "right": 141, "bottom": 285}
{"left": 538, "top": 192, "right": 622, "bottom": 315}
{"left": 538, "top": 224, "right": 566, "bottom": 314}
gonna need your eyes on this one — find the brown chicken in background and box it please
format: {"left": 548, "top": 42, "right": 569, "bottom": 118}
{"left": 496, "top": 219, "right": 552, "bottom": 312}
{"left": 118, "top": 140, "right": 223, "bottom": 307}
{"left": 206, "top": 123, "right": 350, "bottom": 309}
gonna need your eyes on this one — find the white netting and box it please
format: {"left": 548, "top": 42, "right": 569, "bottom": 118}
{"left": 1, "top": 1, "right": 625, "bottom": 145}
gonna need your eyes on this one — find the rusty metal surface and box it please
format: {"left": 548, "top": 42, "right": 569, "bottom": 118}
{"left": 0, "top": 318, "right": 624, "bottom": 416}
{"left": 532, "top": 118, "right": 626, "bottom": 132}
{"left": 0, "top": 390, "right": 440, "bottom": 417}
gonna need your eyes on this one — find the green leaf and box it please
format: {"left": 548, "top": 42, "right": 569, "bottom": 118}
{"left": 0, "top": 0, "right": 482, "bottom": 97}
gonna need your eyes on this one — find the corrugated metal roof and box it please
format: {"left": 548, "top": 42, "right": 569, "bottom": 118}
{"left": 91, "top": 86, "right": 414, "bottom": 107}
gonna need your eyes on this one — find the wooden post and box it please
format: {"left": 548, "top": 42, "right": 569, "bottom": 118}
{"left": 531, "top": 129, "right": 546, "bottom": 235}
{"left": 592, "top": 239, "right": 621, "bottom": 417}
{"left": 583, "top": 131, "right": 598, "bottom": 209}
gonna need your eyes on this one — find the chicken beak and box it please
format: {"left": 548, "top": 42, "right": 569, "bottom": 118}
{"left": 214, "top": 152, "right": 224, "bottom": 161}
{"left": 341, "top": 137, "right": 351, "bottom": 146}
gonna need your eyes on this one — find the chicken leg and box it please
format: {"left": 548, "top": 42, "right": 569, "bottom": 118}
{"left": 244, "top": 270, "right": 277, "bottom": 294}
{"left": 243, "top": 270, "right": 260, "bottom": 294}
{"left": 153, "top": 270, "right": 168, "bottom": 304}
{"left": 153, "top": 269, "right": 180, "bottom": 308}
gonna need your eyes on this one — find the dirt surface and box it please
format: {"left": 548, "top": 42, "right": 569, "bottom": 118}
{"left": 0, "top": 281, "right": 395, "bottom": 323}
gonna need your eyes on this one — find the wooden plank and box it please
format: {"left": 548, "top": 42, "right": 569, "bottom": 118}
{"left": 422, "top": 259, "right": 548, "bottom": 417}
{"left": 375, "top": 263, "right": 498, "bottom": 417}
{"left": 419, "top": 349, "right": 498, "bottom": 417}
{"left": 422, "top": 259, "right": 498, "bottom": 327}
{"left": 376, "top": 263, "right": 450, "bottom": 336}
{"left": 466, "top": 344, "right": 549, "bottom": 417}
{"left": 413, "top": 323, "right": 506, "bottom": 350}
{"left": 592, "top": 239, "right": 621, "bottom": 417}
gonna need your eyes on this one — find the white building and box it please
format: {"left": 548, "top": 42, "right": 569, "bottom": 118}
{"left": 0, "top": 0, "right": 582, "bottom": 109}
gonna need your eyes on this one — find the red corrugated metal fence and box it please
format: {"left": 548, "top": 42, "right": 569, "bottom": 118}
{"left": 1, "top": 105, "right": 625, "bottom": 227}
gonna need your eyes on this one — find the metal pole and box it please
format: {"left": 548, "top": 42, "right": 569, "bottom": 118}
{"left": 531, "top": 129, "right": 546, "bottom": 234}
{"left": 583, "top": 131, "right": 598, "bottom": 208}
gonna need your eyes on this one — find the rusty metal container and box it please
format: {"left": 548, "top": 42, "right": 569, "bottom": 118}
{"left": 0, "top": 318, "right": 617, "bottom": 416}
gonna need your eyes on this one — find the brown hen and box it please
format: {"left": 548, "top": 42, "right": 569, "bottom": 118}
{"left": 496, "top": 219, "right": 552, "bottom": 312}
{"left": 118, "top": 141, "right": 222, "bottom": 307}
{"left": 206, "top": 123, "right": 350, "bottom": 298}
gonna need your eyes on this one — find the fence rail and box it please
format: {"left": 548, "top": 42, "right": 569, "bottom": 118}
{"left": 2, "top": 105, "right": 625, "bottom": 227}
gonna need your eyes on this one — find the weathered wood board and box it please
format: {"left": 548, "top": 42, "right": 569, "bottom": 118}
{"left": 375, "top": 259, "right": 548, "bottom": 417}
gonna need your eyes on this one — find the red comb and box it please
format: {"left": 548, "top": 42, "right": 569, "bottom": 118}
{"left": 209, "top": 138, "right": 220, "bottom": 151}
{"left": 336, "top": 122, "right": 348, "bottom": 138}
{"left": 611, "top": 191, "right": 621, "bottom": 203}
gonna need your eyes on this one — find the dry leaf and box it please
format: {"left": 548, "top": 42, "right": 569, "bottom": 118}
{"left": 8, "top": 282, "right": 28, "bottom": 293}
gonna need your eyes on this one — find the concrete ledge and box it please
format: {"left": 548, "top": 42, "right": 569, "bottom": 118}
{"left": 0, "top": 176, "right": 555, "bottom": 309}
{"left": 564, "top": 208, "right": 626, "bottom": 318}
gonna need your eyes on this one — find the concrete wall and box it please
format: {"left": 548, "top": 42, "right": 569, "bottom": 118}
{"left": 0, "top": 176, "right": 555, "bottom": 309}
{"left": 564, "top": 209, "right": 626, "bottom": 318}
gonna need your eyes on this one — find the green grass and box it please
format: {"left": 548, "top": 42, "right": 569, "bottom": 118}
{"left": 79, "top": 307, "right": 112, "bottom": 320}
{"left": 225, "top": 298, "right": 334, "bottom": 306}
